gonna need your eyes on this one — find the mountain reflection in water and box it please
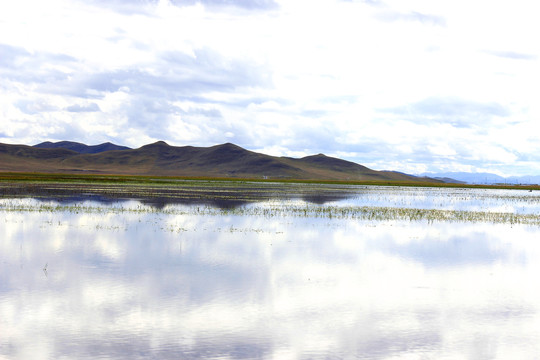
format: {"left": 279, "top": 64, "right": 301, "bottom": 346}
{"left": 1, "top": 181, "right": 359, "bottom": 209}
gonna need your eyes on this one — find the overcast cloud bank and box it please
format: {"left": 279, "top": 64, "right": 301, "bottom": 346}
{"left": 1, "top": 0, "right": 539, "bottom": 176}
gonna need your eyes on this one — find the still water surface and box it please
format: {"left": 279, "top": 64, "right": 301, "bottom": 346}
{"left": 2, "top": 185, "right": 540, "bottom": 359}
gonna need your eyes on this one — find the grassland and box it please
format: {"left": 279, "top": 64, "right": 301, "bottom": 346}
{"left": 1, "top": 172, "right": 540, "bottom": 190}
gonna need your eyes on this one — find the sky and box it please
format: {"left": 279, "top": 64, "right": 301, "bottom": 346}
{"left": 1, "top": 0, "right": 539, "bottom": 176}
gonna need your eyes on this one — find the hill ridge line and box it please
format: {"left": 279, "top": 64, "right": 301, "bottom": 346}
{"left": 0, "top": 141, "right": 438, "bottom": 182}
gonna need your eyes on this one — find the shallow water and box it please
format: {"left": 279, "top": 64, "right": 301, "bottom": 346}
{"left": 2, "top": 185, "right": 540, "bottom": 359}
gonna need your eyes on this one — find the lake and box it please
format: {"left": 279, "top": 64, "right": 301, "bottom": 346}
{"left": 2, "top": 183, "right": 540, "bottom": 359}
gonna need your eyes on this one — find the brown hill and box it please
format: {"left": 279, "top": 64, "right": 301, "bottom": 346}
{"left": 0, "top": 141, "right": 436, "bottom": 182}
{"left": 34, "top": 141, "right": 130, "bottom": 153}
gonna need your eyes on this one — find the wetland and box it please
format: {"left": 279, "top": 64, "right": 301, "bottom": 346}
{"left": 2, "top": 177, "right": 540, "bottom": 359}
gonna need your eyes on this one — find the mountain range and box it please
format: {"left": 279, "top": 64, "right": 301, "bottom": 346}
{"left": 34, "top": 141, "right": 130, "bottom": 154}
{"left": 0, "top": 140, "right": 437, "bottom": 182}
{"left": 420, "top": 172, "right": 540, "bottom": 185}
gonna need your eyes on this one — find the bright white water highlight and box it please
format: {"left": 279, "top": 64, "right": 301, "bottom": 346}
{"left": 2, "top": 186, "right": 540, "bottom": 359}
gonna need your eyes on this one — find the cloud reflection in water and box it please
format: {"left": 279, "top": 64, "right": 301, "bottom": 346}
{"left": 1, "top": 199, "right": 540, "bottom": 359}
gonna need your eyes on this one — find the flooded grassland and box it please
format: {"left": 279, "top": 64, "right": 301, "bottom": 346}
{"left": 2, "top": 180, "right": 540, "bottom": 359}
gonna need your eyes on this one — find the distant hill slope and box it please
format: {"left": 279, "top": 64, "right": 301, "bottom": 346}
{"left": 34, "top": 141, "right": 131, "bottom": 154}
{"left": 0, "top": 141, "right": 438, "bottom": 182}
{"left": 421, "top": 172, "right": 540, "bottom": 185}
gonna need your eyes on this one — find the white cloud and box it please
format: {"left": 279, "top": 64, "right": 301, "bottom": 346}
{"left": 1, "top": 0, "right": 540, "bottom": 175}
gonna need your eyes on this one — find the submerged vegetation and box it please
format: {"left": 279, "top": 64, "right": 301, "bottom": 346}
{"left": 2, "top": 197, "right": 540, "bottom": 226}
{"left": 2, "top": 172, "right": 540, "bottom": 226}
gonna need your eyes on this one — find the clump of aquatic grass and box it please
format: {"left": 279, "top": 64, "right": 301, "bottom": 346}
{"left": 219, "top": 203, "right": 539, "bottom": 225}
{"left": 2, "top": 199, "right": 540, "bottom": 226}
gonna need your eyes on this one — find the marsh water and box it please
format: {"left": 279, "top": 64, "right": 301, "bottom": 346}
{"left": 2, "top": 183, "right": 540, "bottom": 359}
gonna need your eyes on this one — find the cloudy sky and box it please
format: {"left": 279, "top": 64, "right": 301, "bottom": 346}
{"left": 1, "top": 0, "right": 539, "bottom": 176}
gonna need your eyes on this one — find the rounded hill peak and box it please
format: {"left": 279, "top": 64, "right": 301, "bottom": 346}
{"left": 217, "top": 142, "right": 241, "bottom": 148}
{"left": 142, "top": 140, "right": 170, "bottom": 148}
